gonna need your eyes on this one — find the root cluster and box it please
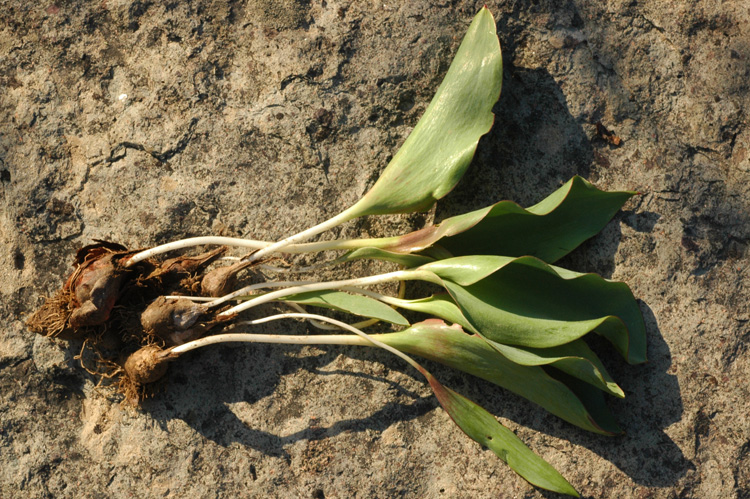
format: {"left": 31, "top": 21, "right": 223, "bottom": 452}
{"left": 27, "top": 242, "right": 250, "bottom": 404}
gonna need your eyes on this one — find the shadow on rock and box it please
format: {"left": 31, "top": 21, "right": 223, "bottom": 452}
{"left": 438, "top": 63, "right": 593, "bottom": 220}
{"left": 532, "top": 302, "right": 689, "bottom": 489}
{"left": 140, "top": 341, "right": 436, "bottom": 459}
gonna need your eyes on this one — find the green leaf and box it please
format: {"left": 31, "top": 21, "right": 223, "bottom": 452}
{"left": 486, "top": 340, "right": 624, "bottom": 398}
{"left": 546, "top": 369, "right": 622, "bottom": 436}
{"left": 386, "top": 294, "right": 478, "bottom": 331}
{"left": 419, "top": 255, "right": 647, "bottom": 363}
{"left": 384, "top": 294, "right": 624, "bottom": 397}
{"left": 374, "top": 321, "right": 622, "bottom": 435}
{"left": 343, "top": 7, "right": 502, "bottom": 218}
{"left": 372, "top": 176, "right": 634, "bottom": 262}
{"left": 378, "top": 321, "right": 579, "bottom": 495}
{"left": 424, "top": 373, "right": 579, "bottom": 496}
{"left": 282, "top": 290, "right": 409, "bottom": 326}
{"left": 440, "top": 176, "right": 635, "bottom": 262}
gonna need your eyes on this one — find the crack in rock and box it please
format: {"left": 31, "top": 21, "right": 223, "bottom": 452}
{"left": 99, "top": 117, "right": 199, "bottom": 166}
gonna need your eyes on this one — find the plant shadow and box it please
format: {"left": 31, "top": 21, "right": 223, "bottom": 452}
{"left": 140, "top": 334, "right": 438, "bottom": 461}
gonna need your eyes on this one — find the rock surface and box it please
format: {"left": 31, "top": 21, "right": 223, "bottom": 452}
{"left": 1, "top": 1, "right": 749, "bottom": 498}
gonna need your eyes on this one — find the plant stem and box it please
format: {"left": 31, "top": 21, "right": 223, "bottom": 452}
{"left": 285, "top": 234, "right": 405, "bottom": 253}
{"left": 337, "top": 286, "right": 409, "bottom": 307}
{"left": 122, "top": 232, "right": 408, "bottom": 268}
{"left": 213, "top": 269, "right": 435, "bottom": 318}
{"left": 245, "top": 206, "right": 361, "bottom": 262}
{"left": 207, "top": 279, "right": 318, "bottom": 308}
{"left": 171, "top": 331, "right": 371, "bottom": 351}
{"left": 170, "top": 312, "right": 422, "bottom": 371}
{"left": 124, "top": 237, "right": 268, "bottom": 267}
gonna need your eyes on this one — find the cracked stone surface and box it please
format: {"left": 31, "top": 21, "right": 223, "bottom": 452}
{"left": 1, "top": 1, "right": 749, "bottom": 498}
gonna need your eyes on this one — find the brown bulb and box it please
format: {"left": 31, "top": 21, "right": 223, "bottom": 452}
{"left": 200, "top": 260, "right": 254, "bottom": 297}
{"left": 140, "top": 296, "right": 219, "bottom": 345}
{"left": 123, "top": 345, "right": 173, "bottom": 386}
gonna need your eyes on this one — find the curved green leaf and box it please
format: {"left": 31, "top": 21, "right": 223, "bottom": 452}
{"left": 487, "top": 340, "right": 624, "bottom": 398}
{"left": 418, "top": 255, "right": 647, "bottom": 363}
{"left": 334, "top": 314, "right": 578, "bottom": 494}
{"left": 374, "top": 320, "right": 620, "bottom": 435}
{"left": 424, "top": 373, "right": 579, "bottom": 496}
{"left": 546, "top": 369, "right": 622, "bottom": 437}
{"left": 371, "top": 176, "right": 634, "bottom": 262}
{"left": 344, "top": 8, "right": 503, "bottom": 218}
{"left": 445, "top": 277, "right": 627, "bottom": 349}
{"left": 386, "top": 294, "right": 478, "bottom": 331}
{"left": 383, "top": 294, "right": 624, "bottom": 397}
{"left": 440, "top": 176, "right": 635, "bottom": 262}
{"left": 283, "top": 290, "right": 409, "bottom": 326}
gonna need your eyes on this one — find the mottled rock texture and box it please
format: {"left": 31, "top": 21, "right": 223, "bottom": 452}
{"left": 1, "top": 1, "right": 749, "bottom": 498}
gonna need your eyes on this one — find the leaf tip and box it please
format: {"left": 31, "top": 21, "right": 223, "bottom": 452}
{"left": 610, "top": 384, "right": 626, "bottom": 399}
{"left": 587, "top": 415, "right": 624, "bottom": 436}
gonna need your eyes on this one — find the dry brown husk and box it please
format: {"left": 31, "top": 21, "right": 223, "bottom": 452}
{"left": 27, "top": 241, "right": 132, "bottom": 339}
{"left": 144, "top": 246, "right": 227, "bottom": 288}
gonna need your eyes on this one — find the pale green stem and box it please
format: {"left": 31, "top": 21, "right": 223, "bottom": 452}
{"left": 206, "top": 279, "right": 318, "bottom": 308}
{"left": 283, "top": 302, "right": 341, "bottom": 330}
{"left": 165, "top": 284, "right": 405, "bottom": 308}
{"left": 171, "top": 331, "right": 370, "bottom": 351}
{"left": 121, "top": 227, "right": 414, "bottom": 272}
{"left": 284, "top": 234, "right": 405, "bottom": 253}
{"left": 214, "top": 269, "right": 435, "bottom": 318}
{"left": 165, "top": 295, "right": 214, "bottom": 302}
{"left": 246, "top": 206, "right": 360, "bottom": 262}
{"left": 122, "top": 233, "right": 375, "bottom": 268}
{"left": 123, "top": 237, "right": 266, "bottom": 266}
{"left": 337, "top": 286, "right": 410, "bottom": 307}
{"left": 169, "top": 312, "right": 422, "bottom": 371}
{"left": 281, "top": 302, "right": 379, "bottom": 330}
{"left": 164, "top": 294, "right": 382, "bottom": 330}
{"left": 257, "top": 260, "right": 340, "bottom": 274}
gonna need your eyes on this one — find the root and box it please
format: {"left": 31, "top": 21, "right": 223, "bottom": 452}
{"left": 26, "top": 289, "right": 80, "bottom": 339}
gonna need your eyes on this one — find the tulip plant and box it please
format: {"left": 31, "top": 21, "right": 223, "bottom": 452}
{"left": 28, "top": 8, "right": 646, "bottom": 496}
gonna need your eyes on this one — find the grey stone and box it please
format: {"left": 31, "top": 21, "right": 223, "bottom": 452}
{"left": 1, "top": 1, "right": 749, "bottom": 497}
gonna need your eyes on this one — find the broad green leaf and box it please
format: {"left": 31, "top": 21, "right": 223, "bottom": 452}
{"left": 423, "top": 372, "right": 579, "bottom": 496}
{"left": 486, "top": 340, "right": 624, "bottom": 398}
{"left": 386, "top": 294, "right": 478, "bottom": 332}
{"left": 343, "top": 8, "right": 502, "bottom": 218}
{"left": 333, "top": 247, "right": 434, "bottom": 268}
{"left": 385, "top": 296, "right": 623, "bottom": 397}
{"left": 283, "top": 290, "right": 409, "bottom": 326}
{"left": 440, "top": 176, "right": 634, "bottom": 262}
{"left": 384, "top": 294, "right": 623, "bottom": 397}
{"left": 374, "top": 321, "right": 622, "bottom": 435}
{"left": 418, "top": 255, "right": 647, "bottom": 363}
{"left": 340, "top": 315, "right": 578, "bottom": 494}
{"left": 370, "top": 176, "right": 634, "bottom": 262}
